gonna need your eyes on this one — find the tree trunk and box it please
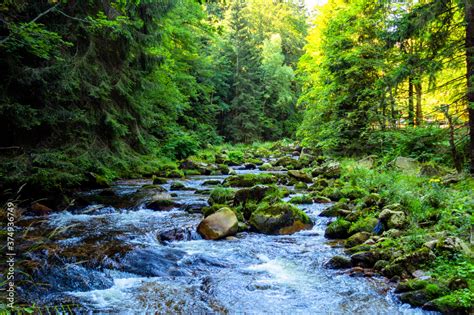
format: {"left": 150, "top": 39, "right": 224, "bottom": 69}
{"left": 466, "top": 0, "right": 474, "bottom": 174}
{"left": 408, "top": 77, "right": 415, "bottom": 126}
{"left": 415, "top": 81, "right": 423, "bottom": 126}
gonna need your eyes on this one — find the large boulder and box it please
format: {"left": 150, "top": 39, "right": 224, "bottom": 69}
{"left": 325, "top": 255, "right": 352, "bottom": 269}
{"left": 324, "top": 218, "right": 351, "bottom": 239}
{"left": 146, "top": 193, "right": 177, "bottom": 211}
{"left": 249, "top": 203, "right": 312, "bottom": 235}
{"left": 379, "top": 208, "right": 407, "bottom": 229}
{"left": 233, "top": 185, "right": 274, "bottom": 206}
{"left": 223, "top": 174, "right": 277, "bottom": 187}
{"left": 311, "top": 162, "right": 341, "bottom": 178}
{"left": 287, "top": 170, "right": 312, "bottom": 183}
{"left": 344, "top": 232, "right": 371, "bottom": 248}
{"left": 197, "top": 208, "right": 238, "bottom": 240}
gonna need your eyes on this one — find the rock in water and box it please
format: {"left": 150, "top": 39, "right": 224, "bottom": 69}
{"left": 249, "top": 202, "right": 313, "bottom": 235}
{"left": 197, "top": 207, "right": 238, "bottom": 240}
{"left": 287, "top": 170, "right": 313, "bottom": 183}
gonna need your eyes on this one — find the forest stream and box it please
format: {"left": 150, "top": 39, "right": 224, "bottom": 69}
{"left": 17, "top": 161, "right": 432, "bottom": 314}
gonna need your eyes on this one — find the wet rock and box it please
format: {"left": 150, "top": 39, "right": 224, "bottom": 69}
{"left": 319, "top": 202, "right": 351, "bottom": 217}
{"left": 288, "top": 170, "right": 312, "bottom": 183}
{"left": 223, "top": 174, "right": 278, "bottom": 187}
{"left": 99, "top": 188, "right": 117, "bottom": 197}
{"left": 152, "top": 177, "right": 168, "bottom": 184}
{"left": 202, "top": 179, "right": 222, "bottom": 186}
{"left": 30, "top": 203, "right": 52, "bottom": 216}
{"left": 249, "top": 202, "right": 312, "bottom": 235}
{"left": 120, "top": 247, "right": 187, "bottom": 277}
{"left": 313, "top": 195, "right": 332, "bottom": 203}
{"left": 158, "top": 226, "right": 196, "bottom": 242}
{"left": 233, "top": 185, "right": 273, "bottom": 206}
{"left": 344, "top": 232, "right": 371, "bottom": 248}
{"left": 182, "top": 201, "right": 208, "bottom": 214}
{"left": 294, "top": 182, "right": 308, "bottom": 190}
{"left": 289, "top": 195, "right": 313, "bottom": 204}
{"left": 197, "top": 207, "right": 238, "bottom": 240}
{"left": 244, "top": 163, "right": 257, "bottom": 170}
{"left": 326, "top": 255, "right": 352, "bottom": 269}
{"left": 170, "top": 182, "right": 194, "bottom": 191}
{"left": 350, "top": 251, "right": 378, "bottom": 268}
{"left": 373, "top": 260, "right": 389, "bottom": 271}
{"left": 399, "top": 290, "right": 431, "bottom": 307}
{"left": 34, "top": 265, "right": 113, "bottom": 292}
{"left": 259, "top": 163, "right": 272, "bottom": 171}
{"left": 86, "top": 172, "right": 110, "bottom": 188}
{"left": 146, "top": 193, "right": 177, "bottom": 211}
{"left": 273, "top": 156, "right": 299, "bottom": 169}
{"left": 324, "top": 219, "right": 351, "bottom": 239}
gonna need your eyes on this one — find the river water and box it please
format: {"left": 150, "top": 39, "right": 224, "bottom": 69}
{"left": 19, "top": 167, "right": 431, "bottom": 314}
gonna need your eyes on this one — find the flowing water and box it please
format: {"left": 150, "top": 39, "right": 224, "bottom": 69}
{"left": 18, "top": 167, "right": 432, "bottom": 314}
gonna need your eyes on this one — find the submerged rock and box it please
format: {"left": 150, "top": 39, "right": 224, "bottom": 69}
{"left": 197, "top": 207, "right": 238, "bottom": 240}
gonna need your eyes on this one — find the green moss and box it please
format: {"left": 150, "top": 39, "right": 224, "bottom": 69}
{"left": 432, "top": 289, "right": 473, "bottom": 312}
{"left": 208, "top": 187, "right": 235, "bottom": 206}
{"left": 325, "top": 218, "right": 351, "bottom": 239}
{"left": 289, "top": 195, "right": 313, "bottom": 204}
{"left": 348, "top": 216, "right": 379, "bottom": 234}
{"left": 223, "top": 173, "right": 278, "bottom": 187}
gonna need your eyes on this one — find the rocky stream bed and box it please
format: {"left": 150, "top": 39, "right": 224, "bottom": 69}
{"left": 13, "top": 154, "right": 439, "bottom": 314}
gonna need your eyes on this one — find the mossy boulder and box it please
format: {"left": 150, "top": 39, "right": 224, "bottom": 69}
{"left": 202, "top": 179, "right": 222, "bottom": 186}
{"left": 287, "top": 170, "right": 312, "bottom": 183}
{"left": 311, "top": 162, "right": 341, "bottom": 178}
{"left": 223, "top": 174, "right": 278, "bottom": 187}
{"left": 273, "top": 156, "right": 299, "bottom": 169}
{"left": 152, "top": 176, "right": 168, "bottom": 185}
{"left": 170, "top": 182, "right": 194, "bottom": 191}
{"left": 233, "top": 185, "right": 277, "bottom": 206}
{"left": 146, "top": 193, "right": 177, "bottom": 211}
{"left": 249, "top": 202, "right": 313, "bottom": 235}
{"left": 289, "top": 195, "right": 313, "bottom": 204}
{"left": 294, "top": 182, "right": 308, "bottom": 190}
{"left": 344, "top": 232, "right": 371, "bottom": 248}
{"left": 197, "top": 207, "right": 238, "bottom": 240}
{"left": 319, "top": 202, "right": 351, "bottom": 217}
{"left": 326, "top": 255, "right": 352, "bottom": 269}
{"left": 350, "top": 251, "right": 379, "bottom": 268}
{"left": 324, "top": 218, "right": 351, "bottom": 239}
{"left": 208, "top": 187, "right": 235, "bottom": 206}
{"left": 259, "top": 163, "right": 272, "bottom": 171}
{"left": 378, "top": 208, "right": 407, "bottom": 230}
{"left": 348, "top": 217, "right": 379, "bottom": 235}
